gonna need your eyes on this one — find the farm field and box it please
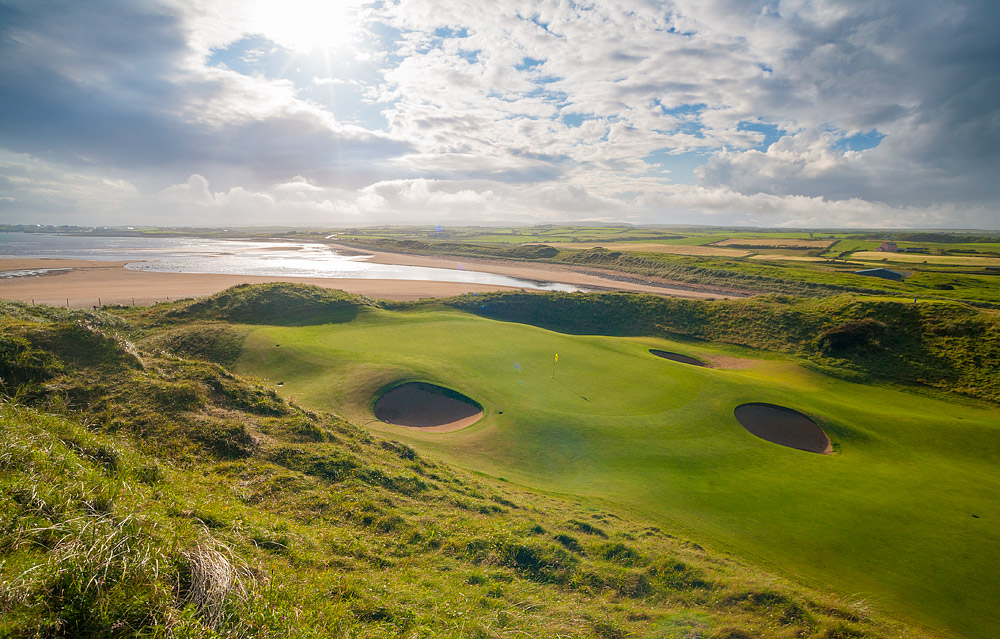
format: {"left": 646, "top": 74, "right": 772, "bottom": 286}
{"left": 544, "top": 242, "right": 752, "bottom": 257}
{"left": 235, "top": 304, "right": 1000, "bottom": 639}
{"left": 851, "top": 251, "right": 1000, "bottom": 266}
{"left": 712, "top": 238, "right": 836, "bottom": 249}
{"left": 749, "top": 254, "right": 829, "bottom": 262}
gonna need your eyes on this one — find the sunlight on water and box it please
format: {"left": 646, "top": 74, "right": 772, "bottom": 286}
{"left": 0, "top": 233, "right": 584, "bottom": 292}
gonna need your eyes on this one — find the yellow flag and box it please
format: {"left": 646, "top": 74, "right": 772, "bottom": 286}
{"left": 554, "top": 353, "right": 558, "bottom": 362}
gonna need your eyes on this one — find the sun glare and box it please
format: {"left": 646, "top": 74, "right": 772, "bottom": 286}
{"left": 248, "top": 0, "right": 360, "bottom": 53}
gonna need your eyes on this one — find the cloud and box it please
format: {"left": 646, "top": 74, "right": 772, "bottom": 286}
{"left": 0, "top": 0, "right": 411, "bottom": 188}
{"left": 0, "top": 0, "right": 998, "bottom": 228}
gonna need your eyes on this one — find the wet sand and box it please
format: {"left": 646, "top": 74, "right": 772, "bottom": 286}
{"left": 327, "top": 244, "right": 737, "bottom": 299}
{"left": 0, "top": 258, "right": 519, "bottom": 306}
{"left": 0, "top": 245, "right": 739, "bottom": 307}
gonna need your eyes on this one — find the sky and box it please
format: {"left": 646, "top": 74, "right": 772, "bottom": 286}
{"left": 1, "top": 0, "right": 998, "bottom": 229}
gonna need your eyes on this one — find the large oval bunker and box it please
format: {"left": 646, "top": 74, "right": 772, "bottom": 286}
{"left": 374, "top": 382, "right": 483, "bottom": 432}
{"left": 734, "top": 403, "right": 832, "bottom": 454}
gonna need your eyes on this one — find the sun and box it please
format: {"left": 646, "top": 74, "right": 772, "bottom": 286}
{"left": 246, "top": 0, "right": 362, "bottom": 54}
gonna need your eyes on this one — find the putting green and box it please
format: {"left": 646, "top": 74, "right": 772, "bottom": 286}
{"left": 235, "top": 306, "right": 1000, "bottom": 638}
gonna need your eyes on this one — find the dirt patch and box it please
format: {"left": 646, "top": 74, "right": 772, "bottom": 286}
{"left": 374, "top": 382, "right": 483, "bottom": 432}
{"left": 649, "top": 349, "right": 707, "bottom": 367}
{"left": 702, "top": 354, "right": 758, "bottom": 369}
{"left": 733, "top": 403, "right": 832, "bottom": 454}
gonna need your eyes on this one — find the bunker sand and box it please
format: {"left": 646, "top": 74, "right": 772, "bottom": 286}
{"left": 649, "top": 349, "right": 707, "bottom": 367}
{"left": 373, "top": 382, "right": 483, "bottom": 433}
{"left": 734, "top": 403, "right": 833, "bottom": 454}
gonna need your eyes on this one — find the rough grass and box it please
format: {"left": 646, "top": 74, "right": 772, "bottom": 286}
{"left": 0, "top": 297, "right": 934, "bottom": 639}
{"left": 167, "top": 282, "right": 375, "bottom": 325}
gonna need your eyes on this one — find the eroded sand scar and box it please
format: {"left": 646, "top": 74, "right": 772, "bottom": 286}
{"left": 649, "top": 349, "right": 707, "bottom": 367}
{"left": 374, "top": 382, "right": 483, "bottom": 432}
{"left": 734, "top": 403, "right": 833, "bottom": 454}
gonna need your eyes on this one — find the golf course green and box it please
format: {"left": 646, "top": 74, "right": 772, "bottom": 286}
{"left": 234, "top": 305, "right": 1000, "bottom": 639}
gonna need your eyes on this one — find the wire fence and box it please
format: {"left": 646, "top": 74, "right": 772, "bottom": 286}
{"left": 17, "top": 296, "right": 183, "bottom": 309}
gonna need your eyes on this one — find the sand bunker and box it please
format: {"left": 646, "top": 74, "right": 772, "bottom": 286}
{"left": 734, "top": 403, "right": 832, "bottom": 454}
{"left": 649, "top": 349, "right": 707, "bottom": 367}
{"left": 374, "top": 382, "right": 483, "bottom": 432}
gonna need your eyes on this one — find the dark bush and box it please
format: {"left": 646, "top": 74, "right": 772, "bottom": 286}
{"left": 817, "top": 318, "right": 887, "bottom": 354}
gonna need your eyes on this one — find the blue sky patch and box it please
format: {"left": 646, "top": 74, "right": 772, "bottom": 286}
{"left": 641, "top": 149, "right": 710, "bottom": 184}
{"left": 433, "top": 26, "right": 469, "bottom": 39}
{"left": 835, "top": 129, "right": 885, "bottom": 152}
{"left": 208, "top": 35, "right": 286, "bottom": 76}
{"left": 516, "top": 57, "right": 545, "bottom": 71}
{"left": 737, "top": 121, "right": 784, "bottom": 150}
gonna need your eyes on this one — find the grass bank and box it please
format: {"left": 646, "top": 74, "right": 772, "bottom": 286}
{"left": 0, "top": 289, "right": 939, "bottom": 638}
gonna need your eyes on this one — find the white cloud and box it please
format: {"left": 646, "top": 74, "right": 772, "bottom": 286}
{"left": 1, "top": 0, "right": 998, "bottom": 228}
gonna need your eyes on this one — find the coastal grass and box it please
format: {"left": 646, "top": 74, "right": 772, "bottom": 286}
{"left": 1, "top": 297, "right": 927, "bottom": 639}
{"left": 234, "top": 303, "right": 1000, "bottom": 639}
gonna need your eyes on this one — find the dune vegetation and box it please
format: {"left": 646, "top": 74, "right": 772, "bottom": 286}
{"left": 1, "top": 283, "right": 997, "bottom": 638}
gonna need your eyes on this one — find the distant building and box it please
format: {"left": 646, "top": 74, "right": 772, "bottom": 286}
{"left": 877, "top": 242, "right": 899, "bottom": 252}
{"left": 855, "top": 268, "right": 905, "bottom": 281}
{"left": 899, "top": 247, "right": 929, "bottom": 253}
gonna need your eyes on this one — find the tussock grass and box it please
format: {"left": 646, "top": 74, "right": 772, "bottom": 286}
{"left": 180, "top": 535, "right": 254, "bottom": 628}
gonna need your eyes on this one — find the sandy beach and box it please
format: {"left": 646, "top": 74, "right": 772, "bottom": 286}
{"left": 0, "top": 247, "right": 735, "bottom": 308}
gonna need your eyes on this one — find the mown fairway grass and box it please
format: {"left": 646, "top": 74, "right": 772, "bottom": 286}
{"left": 236, "top": 306, "right": 1000, "bottom": 639}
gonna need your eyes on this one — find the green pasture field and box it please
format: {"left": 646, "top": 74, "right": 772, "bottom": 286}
{"left": 851, "top": 251, "right": 1000, "bottom": 266}
{"left": 305, "top": 226, "right": 1000, "bottom": 303}
{"left": 825, "top": 240, "right": 1000, "bottom": 257}
{"left": 234, "top": 305, "right": 1000, "bottom": 639}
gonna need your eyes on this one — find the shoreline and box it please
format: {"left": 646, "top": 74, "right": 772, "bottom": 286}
{"left": 325, "top": 243, "right": 739, "bottom": 298}
{"left": 0, "top": 247, "right": 739, "bottom": 307}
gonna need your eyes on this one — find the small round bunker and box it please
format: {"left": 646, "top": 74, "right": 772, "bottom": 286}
{"left": 374, "top": 382, "right": 483, "bottom": 431}
{"left": 649, "top": 349, "right": 707, "bottom": 367}
{"left": 734, "top": 403, "right": 832, "bottom": 454}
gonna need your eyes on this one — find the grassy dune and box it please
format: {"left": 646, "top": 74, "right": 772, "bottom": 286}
{"left": 232, "top": 297, "right": 1000, "bottom": 639}
{"left": 2, "top": 284, "right": 996, "bottom": 638}
{"left": 5, "top": 294, "right": 928, "bottom": 639}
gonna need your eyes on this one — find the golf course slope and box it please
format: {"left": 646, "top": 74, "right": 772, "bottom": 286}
{"left": 2, "top": 283, "right": 996, "bottom": 639}
{"left": 225, "top": 285, "right": 1000, "bottom": 639}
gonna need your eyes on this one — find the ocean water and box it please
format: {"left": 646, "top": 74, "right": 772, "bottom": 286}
{"left": 0, "top": 232, "right": 583, "bottom": 292}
